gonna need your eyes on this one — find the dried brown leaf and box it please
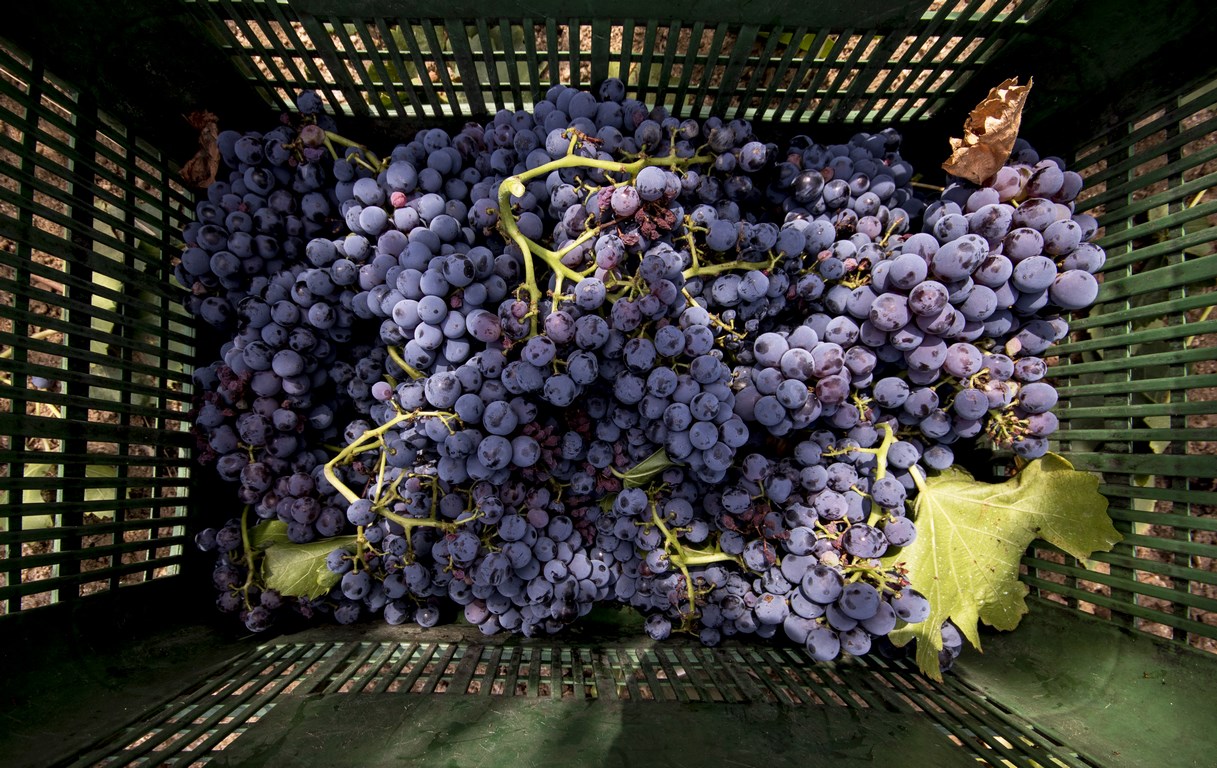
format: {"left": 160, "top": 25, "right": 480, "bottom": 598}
{"left": 942, "top": 77, "right": 1033, "bottom": 185}
{"left": 180, "top": 110, "right": 220, "bottom": 189}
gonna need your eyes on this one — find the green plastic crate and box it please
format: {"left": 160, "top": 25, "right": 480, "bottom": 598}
{"left": 1, "top": 1, "right": 1216, "bottom": 766}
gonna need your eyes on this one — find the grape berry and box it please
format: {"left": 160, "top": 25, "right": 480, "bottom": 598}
{"left": 185, "top": 83, "right": 1097, "bottom": 673}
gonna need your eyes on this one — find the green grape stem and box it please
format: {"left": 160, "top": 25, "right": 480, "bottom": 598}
{"left": 324, "top": 410, "right": 478, "bottom": 539}
{"left": 237, "top": 505, "right": 258, "bottom": 609}
{"left": 648, "top": 500, "right": 743, "bottom": 616}
{"left": 323, "top": 130, "right": 382, "bottom": 172}
{"left": 386, "top": 345, "right": 425, "bottom": 380}
{"left": 496, "top": 136, "right": 713, "bottom": 335}
{"left": 821, "top": 421, "right": 897, "bottom": 527}
{"left": 825, "top": 420, "right": 896, "bottom": 481}
{"left": 324, "top": 410, "right": 458, "bottom": 504}
{"left": 680, "top": 288, "right": 746, "bottom": 341}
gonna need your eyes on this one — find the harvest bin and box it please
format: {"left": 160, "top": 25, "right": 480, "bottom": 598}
{"left": 1, "top": 0, "right": 1216, "bottom": 765}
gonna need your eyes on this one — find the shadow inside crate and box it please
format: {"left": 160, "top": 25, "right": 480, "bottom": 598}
{"left": 26, "top": 604, "right": 1213, "bottom": 768}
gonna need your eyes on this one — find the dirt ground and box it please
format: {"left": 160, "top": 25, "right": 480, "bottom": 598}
{"left": 0, "top": 49, "right": 188, "bottom": 614}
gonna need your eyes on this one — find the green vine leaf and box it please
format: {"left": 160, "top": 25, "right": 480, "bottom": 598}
{"left": 883, "top": 454, "right": 1119, "bottom": 680}
{"left": 616, "top": 447, "right": 675, "bottom": 488}
{"left": 251, "top": 521, "right": 356, "bottom": 599}
{"left": 250, "top": 519, "right": 288, "bottom": 549}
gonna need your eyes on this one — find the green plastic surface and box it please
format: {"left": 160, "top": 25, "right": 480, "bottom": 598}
{"left": 960, "top": 603, "right": 1217, "bottom": 768}
{"left": 213, "top": 696, "right": 980, "bottom": 768}
{"left": 3, "top": 603, "right": 1212, "bottom": 767}
{"left": 0, "top": 1, "right": 1215, "bottom": 765}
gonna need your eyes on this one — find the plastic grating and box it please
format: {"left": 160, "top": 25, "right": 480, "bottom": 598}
{"left": 1030, "top": 77, "right": 1217, "bottom": 651}
{"left": 0, "top": 38, "right": 196, "bottom": 616}
{"left": 183, "top": 0, "right": 1054, "bottom": 124}
{"left": 70, "top": 639, "right": 1103, "bottom": 768}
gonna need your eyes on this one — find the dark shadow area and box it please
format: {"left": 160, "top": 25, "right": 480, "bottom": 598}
{"left": 208, "top": 684, "right": 978, "bottom": 768}
{"left": 0, "top": 585, "right": 246, "bottom": 768}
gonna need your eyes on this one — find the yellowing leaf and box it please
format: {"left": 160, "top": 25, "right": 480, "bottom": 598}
{"left": 884, "top": 453, "right": 1119, "bottom": 680}
{"left": 942, "top": 76, "right": 1033, "bottom": 185}
{"left": 1130, "top": 474, "right": 1158, "bottom": 530}
{"left": 252, "top": 520, "right": 356, "bottom": 599}
{"left": 3, "top": 463, "right": 121, "bottom": 531}
{"left": 1142, "top": 411, "right": 1172, "bottom": 454}
{"left": 762, "top": 30, "right": 833, "bottom": 57}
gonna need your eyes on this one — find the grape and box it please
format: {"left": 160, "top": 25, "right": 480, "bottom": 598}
{"left": 1012, "top": 198, "right": 1059, "bottom": 231}
{"left": 841, "top": 525, "right": 886, "bottom": 558}
{"left": 1003, "top": 227, "right": 1044, "bottom": 261}
{"left": 801, "top": 565, "right": 844, "bottom": 604}
{"left": 958, "top": 284, "right": 998, "bottom": 321}
{"left": 415, "top": 604, "right": 441, "bottom": 628}
{"left": 882, "top": 515, "right": 917, "bottom": 547}
{"left": 1013, "top": 436, "right": 1049, "bottom": 459}
{"left": 930, "top": 235, "right": 987, "bottom": 280}
{"left": 870, "top": 476, "right": 906, "bottom": 509}
{"left": 341, "top": 570, "right": 372, "bottom": 600}
{"left": 943, "top": 343, "right": 983, "bottom": 378}
{"left": 1043, "top": 219, "right": 1082, "bottom": 256}
{"left": 1027, "top": 410, "right": 1059, "bottom": 438}
{"left": 886, "top": 253, "right": 927, "bottom": 291}
{"left": 611, "top": 185, "right": 642, "bottom": 216}
{"left": 1012, "top": 255, "right": 1058, "bottom": 292}
{"left": 969, "top": 203, "right": 1013, "bottom": 242}
{"left": 1049, "top": 269, "right": 1099, "bottom": 310}
{"left": 871, "top": 293, "right": 910, "bottom": 331}
{"left": 805, "top": 626, "right": 841, "bottom": 661}
{"left": 908, "top": 281, "right": 949, "bottom": 316}
{"left": 1018, "top": 381, "right": 1059, "bottom": 414}
{"left": 574, "top": 278, "right": 607, "bottom": 310}
{"left": 838, "top": 626, "right": 872, "bottom": 657}
{"left": 838, "top": 582, "right": 881, "bottom": 620}
{"left": 636, "top": 166, "right": 668, "bottom": 201}
{"left": 1012, "top": 357, "right": 1047, "bottom": 382}
{"left": 706, "top": 220, "right": 739, "bottom": 251}
{"left": 950, "top": 387, "right": 989, "bottom": 420}
{"left": 923, "top": 445, "right": 954, "bottom": 470}
{"left": 754, "top": 593, "right": 790, "bottom": 625}
{"left": 891, "top": 589, "right": 931, "bottom": 623}
{"left": 1062, "top": 242, "right": 1105, "bottom": 274}
{"left": 185, "top": 88, "right": 1084, "bottom": 671}
{"left": 905, "top": 337, "right": 947, "bottom": 373}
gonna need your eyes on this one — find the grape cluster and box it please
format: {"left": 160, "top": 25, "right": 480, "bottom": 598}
{"left": 186, "top": 83, "right": 1100, "bottom": 668}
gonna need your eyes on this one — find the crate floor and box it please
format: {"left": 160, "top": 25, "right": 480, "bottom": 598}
{"left": 66, "top": 635, "right": 1100, "bottom": 768}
